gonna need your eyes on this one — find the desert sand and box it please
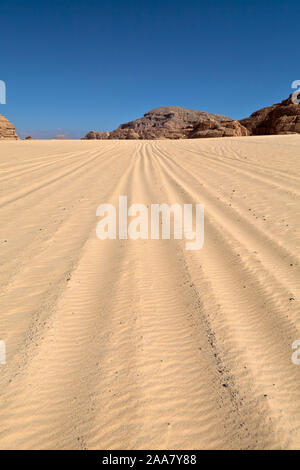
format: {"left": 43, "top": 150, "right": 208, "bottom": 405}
{"left": 0, "top": 135, "right": 300, "bottom": 449}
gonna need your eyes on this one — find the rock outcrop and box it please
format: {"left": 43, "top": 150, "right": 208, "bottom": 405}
{"left": 240, "top": 92, "right": 300, "bottom": 135}
{"left": 51, "top": 134, "right": 69, "bottom": 140}
{"left": 189, "top": 118, "right": 249, "bottom": 138}
{"left": 84, "top": 131, "right": 110, "bottom": 140}
{"left": 82, "top": 106, "right": 249, "bottom": 140}
{"left": 0, "top": 114, "right": 19, "bottom": 139}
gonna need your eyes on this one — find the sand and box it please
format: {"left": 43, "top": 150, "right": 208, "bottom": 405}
{"left": 0, "top": 135, "right": 300, "bottom": 449}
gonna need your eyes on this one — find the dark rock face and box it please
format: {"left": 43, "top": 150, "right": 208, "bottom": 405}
{"left": 240, "top": 93, "right": 300, "bottom": 135}
{"left": 0, "top": 114, "right": 19, "bottom": 139}
{"left": 82, "top": 106, "right": 249, "bottom": 140}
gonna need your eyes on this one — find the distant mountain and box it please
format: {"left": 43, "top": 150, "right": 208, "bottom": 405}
{"left": 51, "top": 134, "right": 69, "bottom": 140}
{"left": 240, "top": 93, "right": 300, "bottom": 135}
{"left": 82, "top": 106, "right": 249, "bottom": 140}
{"left": 0, "top": 114, "right": 19, "bottom": 139}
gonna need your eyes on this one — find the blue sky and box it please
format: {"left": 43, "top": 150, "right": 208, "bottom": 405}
{"left": 0, "top": 0, "right": 299, "bottom": 138}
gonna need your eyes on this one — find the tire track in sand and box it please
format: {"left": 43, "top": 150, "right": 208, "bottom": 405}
{"left": 0, "top": 137, "right": 299, "bottom": 449}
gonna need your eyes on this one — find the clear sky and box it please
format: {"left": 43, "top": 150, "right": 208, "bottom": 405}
{"left": 0, "top": 0, "right": 299, "bottom": 138}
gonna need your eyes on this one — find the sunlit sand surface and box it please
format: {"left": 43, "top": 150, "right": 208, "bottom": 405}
{"left": 0, "top": 135, "right": 300, "bottom": 449}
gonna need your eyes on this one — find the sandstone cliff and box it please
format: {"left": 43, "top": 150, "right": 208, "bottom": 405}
{"left": 83, "top": 106, "right": 249, "bottom": 140}
{"left": 240, "top": 93, "right": 300, "bottom": 135}
{"left": 0, "top": 114, "right": 19, "bottom": 139}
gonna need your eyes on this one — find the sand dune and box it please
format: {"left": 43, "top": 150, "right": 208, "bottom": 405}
{"left": 0, "top": 135, "right": 300, "bottom": 449}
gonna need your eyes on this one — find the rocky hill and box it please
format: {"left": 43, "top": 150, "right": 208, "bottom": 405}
{"left": 82, "top": 106, "right": 249, "bottom": 140}
{"left": 240, "top": 93, "right": 300, "bottom": 135}
{"left": 0, "top": 114, "right": 19, "bottom": 139}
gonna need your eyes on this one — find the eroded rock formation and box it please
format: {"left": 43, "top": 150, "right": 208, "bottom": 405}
{"left": 82, "top": 106, "right": 249, "bottom": 140}
{"left": 240, "top": 93, "right": 300, "bottom": 135}
{"left": 0, "top": 114, "right": 19, "bottom": 139}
